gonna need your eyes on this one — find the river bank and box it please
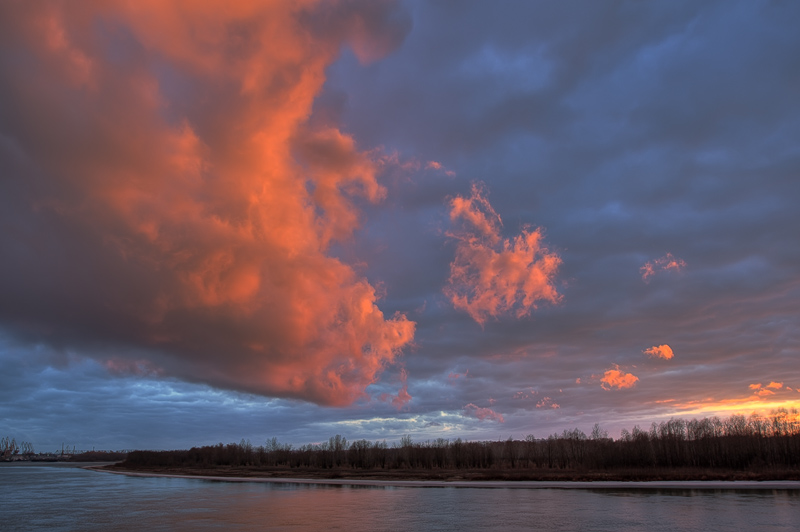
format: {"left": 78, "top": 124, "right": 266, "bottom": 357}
{"left": 97, "top": 463, "right": 800, "bottom": 487}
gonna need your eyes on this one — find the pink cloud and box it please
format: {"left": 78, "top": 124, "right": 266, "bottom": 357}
{"left": 513, "top": 388, "right": 537, "bottom": 400}
{"left": 0, "top": 1, "right": 414, "bottom": 406}
{"left": 535, "top": 397, "right": 560, "bottom": 409}
{"left": 444, "top": 183, "right": 562, "bottom": 324}
{"left": 425, "top": 160, "right": 456, "bottom": 176}
{"left": 767, "top": 381, "right": 783, "bottom": 389}
{"left": 643, "top": 344, "right": 674, "bottom": 360}
{"left": 641, "top": 253, "right": 687, "bottom": 282}
{"left": 600, "top": 365, "right": 639, "bottom": 390}
{"left": 463, "top": 403, "right": 504, "bottom": 422}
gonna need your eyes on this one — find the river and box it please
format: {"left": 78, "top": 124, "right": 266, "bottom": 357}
{"left": 2, "top": 463, "right": 799, "bottom": 531}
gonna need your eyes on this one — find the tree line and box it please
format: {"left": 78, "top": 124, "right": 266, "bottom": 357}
{"left": 121, "top": 410, "right": 800, "bottom": 473}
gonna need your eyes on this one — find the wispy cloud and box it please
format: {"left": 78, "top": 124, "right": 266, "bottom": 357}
{"left": 641, "top": 253, "right": 687, "bottom": 282}
{"left": 463, "top": 403, "right": 505, "bottom": 422}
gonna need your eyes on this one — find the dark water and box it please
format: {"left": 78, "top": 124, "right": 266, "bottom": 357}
{"left": 2, "top": 463, "right": 800, "bottom": 531}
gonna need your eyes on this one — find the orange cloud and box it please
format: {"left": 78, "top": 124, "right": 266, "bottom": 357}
{"left": 535, "top": 396, "right": 560, "bottom": 409}
{"left": 641, "top": 253, "right": 687, "bottom": 282}
{"left": 600, "top": 365, "right": 639, "bottom": 390}
{"left": 643, "top": 344, "right": 674, "bottom": 360}
{"left": 463, "top": 403, "right": 505, "bottom": 422}
{"left": 444, "top": 183, "right": 561, "bottom": 324}
{"left": 750, "top": 382, "right": 789, "bottom": 396}
{"left": 2, "top": 1, "right": 414, "bottom": 406}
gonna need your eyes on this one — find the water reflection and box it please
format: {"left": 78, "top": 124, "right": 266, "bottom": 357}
{"left": 2, "top": 463, "right": 799, "bottom": 531}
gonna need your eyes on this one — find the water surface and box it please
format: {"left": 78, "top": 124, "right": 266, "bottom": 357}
{"left": 3, "top": 463, "right": 799, "bottom": 531}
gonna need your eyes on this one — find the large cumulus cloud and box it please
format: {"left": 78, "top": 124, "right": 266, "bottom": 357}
{"left": 0, "top": 0, "right": 415, "bottom": 405}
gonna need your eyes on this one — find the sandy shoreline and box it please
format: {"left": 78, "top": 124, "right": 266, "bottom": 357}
{"left": 88, "top": 467, "right": 800, "bottom": 490}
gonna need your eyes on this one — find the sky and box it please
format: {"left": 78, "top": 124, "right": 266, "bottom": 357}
{"left": 1, "top": 0, "right": 799, "bottom": 452}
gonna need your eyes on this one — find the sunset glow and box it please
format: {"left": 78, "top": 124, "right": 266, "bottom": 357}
{"left": 1, "top": 0, "right": 799, "bottom": 450}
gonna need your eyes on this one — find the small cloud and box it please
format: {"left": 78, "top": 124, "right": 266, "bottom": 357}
{"left": 463, "top": 403, "right": 504, "bottom": 422}
{"left": 600, "top": 365, "right": 639, "bottom": 390}
{"left": 641, "top": 253, "right": 686, "bottom": 282}
{"left": 512, "top": 388, "right": 537, "bottom": 400}
{"left": 756, "top": 388, "right": 775, "bottom": 397}
{"left": 767, "top": 381, "right": 783, "bottom": 389}
{"left": 535, "top": 396, "right": 560, "bottom": 409}
{"left": 575, "top": 378, "right": 581, "bottom": 384}
{"left": 425, "top": 160, "right": 456, "bottom": 177}
{"left": 643, "top": 344, "right": 674, "bottom": 360}
{"left": 749, "top": 383, "right": 762, "bottom": 390}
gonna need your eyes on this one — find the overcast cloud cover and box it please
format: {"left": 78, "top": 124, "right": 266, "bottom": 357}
{"left": 2, "top": 0, "right": 799, "bottom": 451}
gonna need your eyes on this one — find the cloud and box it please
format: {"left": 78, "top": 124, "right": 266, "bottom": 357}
{"left": 643, "top": 344, "right": 674, "bottom": 360}
{"left": 600, "top": 366, "right": 639, "bottom": 390}
{"left": 750, "top": 382, "right": 788, "bottom": 396}
{"left": 444, "top": 183, "right": 561, "bottom": 324}
{"left": 535, "top": 396, "right": 560, "bottom": 409}
{"left": 513, "top": 388, "right": 537, "bottom": 400}
{"left": 378, "top": 368, "right": 411, "bottom": 409}
{"left": 425, "top": 160, "right": 456, "bottom": 176}
{"left": 448, "top": 369, "right": 468, "bottom": 381}
{"left": 641, "top": 253, "right": 687, "bottom": 282}
{"left": 462, "top": 403, "right": 504, "bottom": 422}
{"left": 0, "top": 0, "right": 414, "bottom": 406}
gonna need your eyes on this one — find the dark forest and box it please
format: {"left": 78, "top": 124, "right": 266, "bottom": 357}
{"left": 116, "top": 411, "right": 800, "bottom": 480}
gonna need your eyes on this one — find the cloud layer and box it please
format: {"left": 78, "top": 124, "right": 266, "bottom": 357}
{"left": 2, "top": 0, "right": 800, "bottom": 450}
